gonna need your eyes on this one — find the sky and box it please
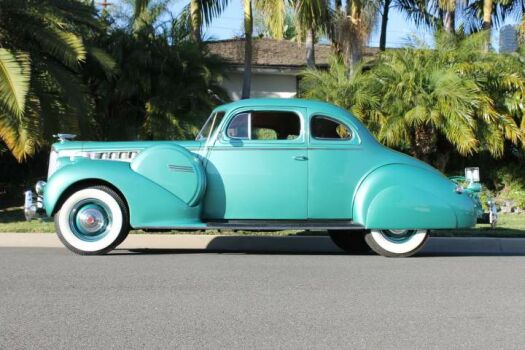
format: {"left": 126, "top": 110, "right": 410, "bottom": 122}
{"left": 145, "top": 1, "right": 521, "bottom": 50}
{"left": 169, "top": 1, "right": 434, "bottom": 47}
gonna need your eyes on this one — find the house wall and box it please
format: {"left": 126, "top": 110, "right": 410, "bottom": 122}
{"left": 220, "top": 72, "right": 297, "bottom": 100}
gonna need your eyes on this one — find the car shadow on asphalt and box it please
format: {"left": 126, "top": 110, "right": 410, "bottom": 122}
{"left": 108, "top": 236, "right": 525, "bottom": 257}
{"left": 110, "top": 249, "right": 355, "bottom": 256}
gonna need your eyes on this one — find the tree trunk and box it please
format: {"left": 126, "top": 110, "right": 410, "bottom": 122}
{"left": 335, "top": 0, "right": 342, "bottom": 12}
{"left": 347, "top": 43, "right": 362, "bottom": 76}
{"left": 379, "top": 0, "right": 391, "bottom": 51}
{"left": 305, "top": 27, "right": 315, "bottom": 69}
{"left": 482, "top": 0, "right": 493, "bottom": 30}
{"left": 443, "top": 10, "right": 455, "bottom": 34}
{"left": 411, "top": 125, "right": 437, "bottom": 165}
{"left": 482, "top": 0, "right": 493, "bottom": 51}
{"left": 241, "top": 0, "right": 253, "bottom": 99}
{"left": 347, "top": 1, "right": 363, "bottom": 75}
{"left": 190, "top": 0, "right": 202, "bottom": 42}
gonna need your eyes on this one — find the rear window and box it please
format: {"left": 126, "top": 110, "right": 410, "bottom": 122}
{"left": 311, "top": 116, "right": 352, "bottom": 140}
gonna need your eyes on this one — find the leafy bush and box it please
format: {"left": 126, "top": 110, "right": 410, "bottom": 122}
{"left": 300, "top": 33, "right": 525, "bottom": 171}
{"left": 493, "top": 166, "right": 525, "bottom": 209}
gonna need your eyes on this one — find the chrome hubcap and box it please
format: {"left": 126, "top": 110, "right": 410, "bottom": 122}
{"left": 78, "top": 208, "right": 105, "bottom": 233}
{"left": 69, "top": 200, "right": 112, "bottom": 242}
{"left": 381, "top": 229, "right": 417, "bottom": 243}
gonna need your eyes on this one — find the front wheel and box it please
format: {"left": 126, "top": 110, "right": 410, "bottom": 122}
{"left": 364, "top": 229, "right": 429, "bottom": 257}
{"left": 55, "top": 186, "right": 130, "bottom": 255}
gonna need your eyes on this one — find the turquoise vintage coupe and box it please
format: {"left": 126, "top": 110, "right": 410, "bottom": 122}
{"left": 24, "top": 99, "right": 478, "bottom": 257}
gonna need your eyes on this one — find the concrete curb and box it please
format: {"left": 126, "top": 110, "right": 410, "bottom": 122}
{"left": 1, "top": 233, "right": 525, "bottom": 255}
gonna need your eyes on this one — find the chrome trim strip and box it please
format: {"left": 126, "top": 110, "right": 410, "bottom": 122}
{"left": 137, "top": 225, "right": 364, "bottom": 230}
{"left": 168, "top": 164, "right": 194, "bottom": 173}
{"left": 208, "top": 147, "right": 363, "bottom": 151}
{"left": 137, "top": 220, "right": 364, "bottom": 231}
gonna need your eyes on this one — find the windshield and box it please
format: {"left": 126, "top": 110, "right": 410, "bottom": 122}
{"left": 196, "top": 112, "right": 225, "bottom": 141}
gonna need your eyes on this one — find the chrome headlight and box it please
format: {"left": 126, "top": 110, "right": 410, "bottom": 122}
{"left": 35, "top": 180, "right": 46, "bottom": 195}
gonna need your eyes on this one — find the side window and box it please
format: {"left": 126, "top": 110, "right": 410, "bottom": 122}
{"left": 311, "top": 116, "right": 352, "bottom": 140}
{"left": 227, "top": 113, "right": 250, "bottom": 139}
{"left": 227, "top": 111, "right": 301, "bottom": 141}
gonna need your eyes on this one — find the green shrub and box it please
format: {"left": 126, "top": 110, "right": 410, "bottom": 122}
{"left": 494, "top": 166, "right": 525, "bottom": 209}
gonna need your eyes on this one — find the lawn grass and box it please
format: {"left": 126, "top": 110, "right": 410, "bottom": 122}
{"left": 0, "top": 206, "right": 524, "bottom": 237}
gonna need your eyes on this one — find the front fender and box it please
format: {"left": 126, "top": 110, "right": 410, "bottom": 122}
{"left": 352, "top": 164, "right": 476, "bottom": 229}
{"left": 44, "top": 158, "right": 203, "bottom": 228}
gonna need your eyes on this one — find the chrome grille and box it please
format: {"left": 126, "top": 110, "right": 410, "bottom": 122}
{"left": 87, "top": 151, "right": 140, "bottom": 162}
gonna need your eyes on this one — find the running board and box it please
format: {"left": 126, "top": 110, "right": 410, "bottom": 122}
{"left": 137, "top": 220, "right": 364, "bottom": 231}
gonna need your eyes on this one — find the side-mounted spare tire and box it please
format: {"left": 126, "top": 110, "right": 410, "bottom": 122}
{"left": 130, "top": 144, "right": 206, "bottom": 207}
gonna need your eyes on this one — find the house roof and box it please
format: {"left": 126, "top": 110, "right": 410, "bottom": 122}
{"left": 207, "top": 38, "right": 336, "bottom": 68}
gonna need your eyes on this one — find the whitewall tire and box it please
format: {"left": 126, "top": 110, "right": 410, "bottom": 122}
{"left": 55, "top": 186, "right": 130, "bottom": 255}
{"left": 364, "top": 229, "right": 429, "bottom": 257}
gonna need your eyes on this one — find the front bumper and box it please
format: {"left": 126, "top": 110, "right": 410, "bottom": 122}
{"left": 24, "top": 181, "right": 46, "bottom": 221}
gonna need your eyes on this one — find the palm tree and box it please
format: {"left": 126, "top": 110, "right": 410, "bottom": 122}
{"left": 292, "top": 0, "right": 331, "bottom": 68}
{"left": 254, "top": 0, "right": 288, "bottom": 39}
{"left": 241, "top": 0, "right": 253, "bottom": 99}
{"left": 301, "top": 33, "right": 525, "bottom": 170}
{"left": 91, "top": 0, "right": 227, "bottom": 138}
{"left": 0, "top": 0, "right": 113, "bottom": 161}
{"left": 378, "top": 0, "right": 433, "bottom": 50}
{"left": 482, "top": 0, "right": 494, "bottom": 29}
{"left": 331, "top": 0, "right": 378, "bottom": 73}
{"left": 254, "top": 0, "right": 330, "bottom": 68}
{"left": 463, "top": 0, "right": 525, "bottom": 46}
{"left": 190, "top": 0, "right": 231, "bottom": 42}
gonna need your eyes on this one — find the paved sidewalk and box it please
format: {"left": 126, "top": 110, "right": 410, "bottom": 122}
{"left": 1, "top": 233, "right": 525, "bottom": 255}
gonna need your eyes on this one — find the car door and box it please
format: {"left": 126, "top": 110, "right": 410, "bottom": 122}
{"left": 203, "top": 106, "right": 308, "bottom": 220}
{"left": 307, "top": 113, "right": 363, "bottom": 219}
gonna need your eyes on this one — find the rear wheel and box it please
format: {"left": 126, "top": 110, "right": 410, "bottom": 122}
{"left": 55, "top": 186, "right": 130, "bottom": 255}
{"left": 328, "top": 230, "right": 370, "bottom": 254}
{"left": 364, "top": 229, "right": 429, "bottom": 257}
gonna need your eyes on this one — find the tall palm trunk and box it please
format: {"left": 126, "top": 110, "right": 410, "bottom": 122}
{"left": 482, "top": 0, "right": 493, "bottom": 51}
{"left": 305, "top": 27, "right": 315, "bottom": 68}
{"left": 190, "top": 0, "right": 202, "bottom": 42}
{"left": 482, "top": 0, "right": 493, "bottom": 30}
{"left": 379, "top": 0, "right": 392, "bottom": 51}
{"left": 443, "top": 10, "right": 455, "bottom": 33}
{"left": 347, "top": 1, "right": 364, "bottom": 74}
{"left": 241, "top": 0, "right": 253, "bottom": 99}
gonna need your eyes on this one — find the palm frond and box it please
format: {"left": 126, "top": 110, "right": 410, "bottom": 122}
{"left": 254, "top": 0, "right": 287, "bottom": 39}
{"left": 0, "top": 49, "right": 31, "bottom": 118}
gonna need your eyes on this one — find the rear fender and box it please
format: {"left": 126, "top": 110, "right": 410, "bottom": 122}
{"left": 352, "top": 164, "right": 458, "bottom": 229}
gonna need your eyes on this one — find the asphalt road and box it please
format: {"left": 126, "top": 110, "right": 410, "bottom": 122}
{"left": 1, "top": 247, "right": 525, "bottom": 349}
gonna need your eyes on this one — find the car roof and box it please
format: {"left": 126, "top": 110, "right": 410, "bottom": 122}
{"left": 213, "top": 98, "right": 347, "bottom": 114}
{"left": 212, "top": 98, "right": 376, "bottom": 144}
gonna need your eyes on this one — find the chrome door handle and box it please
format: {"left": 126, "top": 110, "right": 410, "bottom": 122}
{"left": 293, "top": 155, "right": 308, "bottom": 161}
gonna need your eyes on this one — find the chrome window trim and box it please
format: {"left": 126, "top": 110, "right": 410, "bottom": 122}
{"left": 310, "top": 115, "right": 353, "bottom": 141}
{"left": 224, "top": 110, "right": 304, "bottom": 142}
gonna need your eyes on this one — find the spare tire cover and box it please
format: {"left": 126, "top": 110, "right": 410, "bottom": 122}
{"left": 131, "top": 144, "right": 206, "bottom": 207}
